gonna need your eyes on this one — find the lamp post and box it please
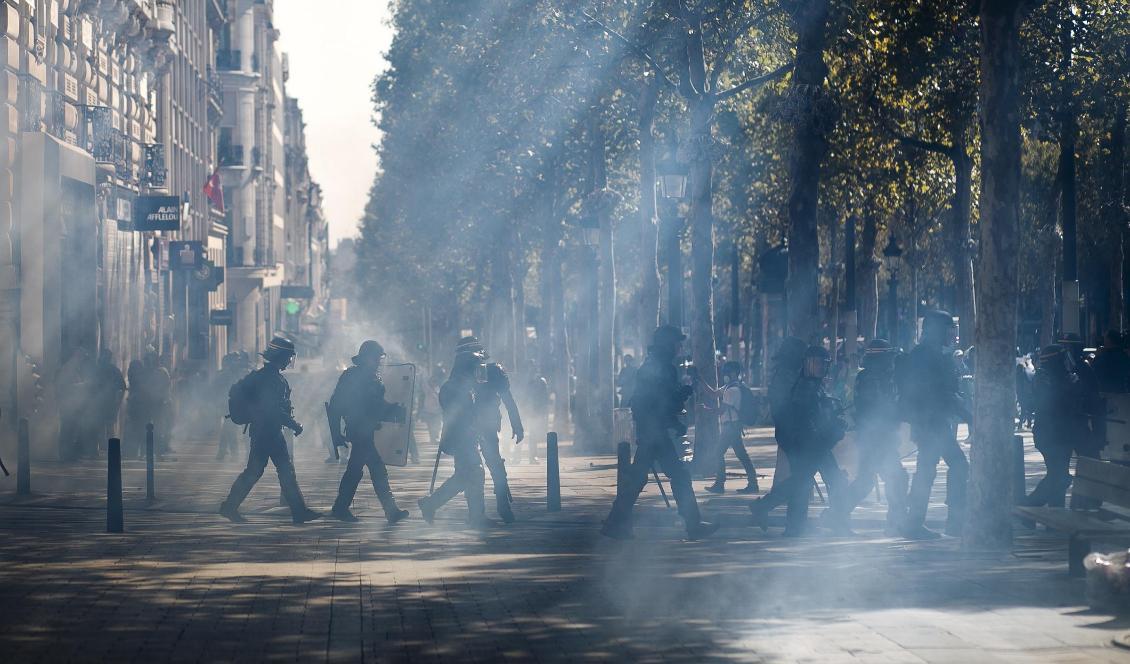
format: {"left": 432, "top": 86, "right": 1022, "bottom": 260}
{"left": 656, "top": 153, "right": 689, "bottom": 330}
{"left": 883, "top": 234, "right": 904, "bottom": 348}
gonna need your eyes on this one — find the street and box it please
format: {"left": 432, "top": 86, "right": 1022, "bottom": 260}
{"left": 2, "top": 427, "right": 1128, "bottom": 663}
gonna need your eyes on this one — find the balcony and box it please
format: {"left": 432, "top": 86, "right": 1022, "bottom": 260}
{"left": 206, "top": 67, "right": 224, "bottom": 120}
{"left": 219, "top": 144, "right": 244, "bottom": 167}
{"left": 216, "top": 49, "right": 242, "bottom": 72}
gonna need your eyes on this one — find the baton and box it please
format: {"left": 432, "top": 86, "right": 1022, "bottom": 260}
{"left": 652, "top": 465, "right": 672, "bottom": 509}
{"left": 428, "top": 446, "right": 443, "bottom": 495}
{"left": 325, "top": 402, "right": 340, "bottom": 460}
{"left": 0, "top": 454, "right": 7, "bottom": 477}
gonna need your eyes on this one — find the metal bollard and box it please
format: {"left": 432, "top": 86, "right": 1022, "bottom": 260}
{"left": 547, "top": 432, "right": 560, "bottom": 512}
{"left": 616, "top": 441, "right": 631, "bottom": 499}
{"left": 145, "top": 423, "right": 155, "bottom": 501}
{"left": 17, "top": 417, "right": 30, "bottom": 495}
{"left": 1013, "top": 434, "right": 1026, "bottom": 505}
{"left": 107, "top": 438, "right": 124, "bottom": 533}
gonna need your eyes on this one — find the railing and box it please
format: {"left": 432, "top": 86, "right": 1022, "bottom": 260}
{"left": 218, "top": 144, "right": 244, "bottom": 167}
{"left": 206, "top": 66, "right": 224, "bottom": 106}
{"left": 216, "top": 49, "right": 241, "bottom": 71}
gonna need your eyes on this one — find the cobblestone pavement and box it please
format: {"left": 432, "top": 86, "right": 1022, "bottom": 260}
{"left": 2, "top": 427, "right": 1129, "bottom": 663}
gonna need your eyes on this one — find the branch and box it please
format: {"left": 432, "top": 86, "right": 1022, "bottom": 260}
{"left": 714, "top": 61, "right": 792, "bottom": 101}
{"left": 876, "top": 113, "right": 953, "bottom": 156}
{"left": 708, "top": 7, "right": 781, "bottom": 92}
{"left": 581, "top": 10, "right": 678, "bottom": 92}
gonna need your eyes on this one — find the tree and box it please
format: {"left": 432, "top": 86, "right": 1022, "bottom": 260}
{"left": 966, "top": 0, "right": 1029, "bottom": 551}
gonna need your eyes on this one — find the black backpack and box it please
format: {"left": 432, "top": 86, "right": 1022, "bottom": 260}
{"left": 738, "top": 382, "right": 760, "bottom": 427}
{"left": 227, "top": 372, "right": 256, "bottom": 425}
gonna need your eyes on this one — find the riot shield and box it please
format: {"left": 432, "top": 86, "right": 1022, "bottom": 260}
{"left": 373, "top": 363, "right": 416, "bottom": 467}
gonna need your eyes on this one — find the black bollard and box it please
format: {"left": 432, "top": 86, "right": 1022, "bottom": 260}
{"left": 145, "top": 423, "right": 156, "bottom": 501}
{"left": 17, "top": 417, "right": 30, "bottom": 495}
{"left": 616, "top": 441, "right": 631, "bottom": 499}
{"left": 547, "top": 432, "right": 560, "bottom": 512}
{"left": 107, "top": 438, "right": 124, "bottom": 533}
{"left": 1013, "top": 434, "right": 1026, "bottom": 504}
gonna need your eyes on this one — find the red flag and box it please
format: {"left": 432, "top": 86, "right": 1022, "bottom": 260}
{"left": 203, "top": 168, "right": 225, "bottom": 214}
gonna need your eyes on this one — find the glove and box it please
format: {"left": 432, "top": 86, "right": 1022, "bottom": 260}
{"left": 290, "top": 421, "right": 303, "bottom": 436}
{"left": 513, "top": 427, "right": 525, "bottom": 444}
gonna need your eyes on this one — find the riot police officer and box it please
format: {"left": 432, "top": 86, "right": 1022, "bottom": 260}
{"left": 475, "top": 352, "right": 524, "bottom": 523}
{"left": 900, "top": 310, "right": 969, "bottom": 539}
{"left": 770, "top": 345, "right": 847, "bottom": 537}
{"left": 417, "top": 341, "right": 491, "bottom": 528}
{"left": 601, "top": 325, "right": 718, "bottom": 540}
{"left": 1022, "top": 344, "right": 1088, "bottom": 507}
{"left": 825, "top": 339, "right": 908, "bottom": 534}
{"left": 219, "top": 337, "right": 321, "bottom": 524}
{"left": 328, "top": 340, "right": 410, "bottom": 524}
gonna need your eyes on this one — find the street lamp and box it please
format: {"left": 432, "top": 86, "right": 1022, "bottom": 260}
{"left": 656, "top": 154, "right": 689, "bottom": 329}
{"left": 656, "top": 155, "right": 689, "bottom": 201}
{"left": 883, "top": 234, "right": 904, "bottom": 348}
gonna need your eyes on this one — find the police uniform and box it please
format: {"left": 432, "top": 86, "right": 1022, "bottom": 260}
{"left": 329, "top": 341, "right": 408, "bottom": 523}
{"left": 476, "top": 363, "right": 523, "bottom": 522}
{"left": 220, "top": 338, "right": 319, "bottom": 524}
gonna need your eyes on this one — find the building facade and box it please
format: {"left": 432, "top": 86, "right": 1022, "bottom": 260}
{"left": 282, "top": 95, "right": 327, "bottom": 351}
{"left": 0, "top": 0, "right": 326, "bottom": 459}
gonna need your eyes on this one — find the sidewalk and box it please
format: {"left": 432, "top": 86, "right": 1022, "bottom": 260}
{"left": 1, "top": 427, "right": 1128, "bottom": 662}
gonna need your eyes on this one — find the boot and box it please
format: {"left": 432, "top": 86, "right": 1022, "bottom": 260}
{"left": 330, "top": 507, "right": 360, "bottom": 523}
{"left": 749, "top": 499, "right": 771, "bottom": 532}
{"left": 900, "top": 523, "right": 942, "bottom": 540}
{"left": 600, "top": 518, "right": 634, "bottom": 540}
{"left": 292, "top": 508, "right": 323, "bottom": 525}
{"left": 417, "top": 497, "right": 437, "bottom": 524}
{"left": 686, "top": 520, "right": 720, "bottom": 540}
{"left": 705, "top": 482, "right": 725, "bottom": 495}
{"left": 219, "top": 502, "right": 245, "bottom": 523}
{"left": 386, "top": 508, "right": 410, "bottom": 525}
{"left": 497, "top": 495, "right": 515, "bottom": 523}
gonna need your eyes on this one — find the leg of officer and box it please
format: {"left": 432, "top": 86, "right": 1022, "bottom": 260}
{"left": 940, "top": 435, "right": 969, "bottom": 532}
{"left": 332, "top": 442, "right": 370, "bottom": 513}
{"left": 480, "top": 431, "right": 509, "bottom": 496}
{"left": 906, "top": 433, "right": 943, "bottom": 529}
{"left": 604, "top": 442, "right": 656, "bottom": 528}
{"left": 454, "top": 445, "right": 487, "bottom": 521}
{"left": 266, "top": 433, "right": 310, "bottom": 514}
{"left": 653, "top": 441, "right": 702, "bottom": 528}
{"left": 222, "top": 441, "right": 271, "bottom": 511}
{"left": 365, "top": 448, "right": 404, "bottom": 517}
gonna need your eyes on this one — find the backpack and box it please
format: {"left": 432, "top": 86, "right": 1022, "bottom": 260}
{"left": 738, "top": 382, "right": 760, "bottom": 427}
{"left": 227, "top": 372, "right": 256, "bottom": 425}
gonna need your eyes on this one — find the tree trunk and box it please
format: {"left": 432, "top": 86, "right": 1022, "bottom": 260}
{"left": 488, "top": 230, "right": 516, "bottom": 369}
{"left": 966, "top": 0, "right": 1023, "bottom": 551}
{"left": 951, "top": 129, "right": 976, "bottom": 346}
{"left": 545, "top": 243, "right": 571, "bottom": 439}
{"left": 858, "top": 209, "right": 879, "bottom": 340}
{"left": 785, "top": 0, "right": 832, "bottom": 343}
{"left": 1059, "top": 5, "right": 1079, "bottom": 335}
{"left": 688, "top": 95, "right": 719, "bottom": 469}
{"left": 1109, "top": 101, "right": 1126, "bottom": 328}
{"left": 637, "top": 78, "right": 662, "bottom": 350}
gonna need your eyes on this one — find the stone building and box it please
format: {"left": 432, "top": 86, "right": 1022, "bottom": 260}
{"left": 215, "top": 0, "right": 286, "bottom": 356}
{"left": 281, "top": 95, "right": 327, "bottom": 352}
{"left": 1, "top": 0, "right": 176, "bottom": 456}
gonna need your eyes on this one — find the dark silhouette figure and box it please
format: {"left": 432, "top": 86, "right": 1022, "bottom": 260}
{"left": 90, "top": 349, "right": 126, "bottom": 455}
{"left": 328, "top": 340, "right": 409, "bottom": 524}
{"left": 417, "top": 341, "right": 491, "bottom": 528}
{"left": 705, "top": 361, "right": 758, "bottom": 495}
{"left": 900, "top": 310, "right": 970, "bottom": 540}
{"left": 826, "top": 339, "right": 909, "bottom": 534}
{"left": 476, "top": 355, "right": 523, "bottom": 523}
{"left": 58, "top": 348, "right": 95, "bottom": 461}
{"left": 1022, "top": 344, "right": 1089, "bottom": 507}
{"left": 601, "top": 326, "right": 718, "bottom": 540}
{"left": 219, "top": 337, "right": 320, "bottom": 524}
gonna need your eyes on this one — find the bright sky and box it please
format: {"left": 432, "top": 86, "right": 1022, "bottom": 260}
{"left": 274, "top": 1, "right": 396, "bottom": 247}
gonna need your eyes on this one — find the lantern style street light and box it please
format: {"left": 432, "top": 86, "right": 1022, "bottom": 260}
{"left": 656, "top": 155, "right": 690, "bottom": 201}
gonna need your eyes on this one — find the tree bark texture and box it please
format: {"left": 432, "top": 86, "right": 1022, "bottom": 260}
{"left": 858, "top": 210, "right": 879, "bottom": 341}
{"left": 688, "top": 95, "right": 719, "bottom": 467}
{"left": 785, "top": 0, "right": 832, "bottom": 343}
{"left": 967, "top": 0, "right": 1023, "bottom": 551}
{"left": 637, "top": 78, "right": 662, "bottom": 349}
{"left": 951, "top": 132, "right": 976, "bottom": 346}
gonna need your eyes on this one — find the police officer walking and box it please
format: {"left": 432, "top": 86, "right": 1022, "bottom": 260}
{"left": 219, "top": 337, "right": 321, "bottom": 524}
{"left": 824, "top": 339, "right": 908, "bottom": 534}
{"left": 417, "top": 341, "right": 492, "bottom": 528}
{"left": 1021, "top": 344, "right": 1088, "bottom": 507}
{"left": 327, "top": 340, "right": 410, "bottom": 524}
{"left": 471, "top": 339, "right": 524, "bottom": 523}
{"left": 601, "top": 325, "right": 718, "bottom": 540}
{"left": 900, "top": 310, "right": 970, "bottom": 539}
{"left": 705, "top": 361, "right": 758, "bottom": 495}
